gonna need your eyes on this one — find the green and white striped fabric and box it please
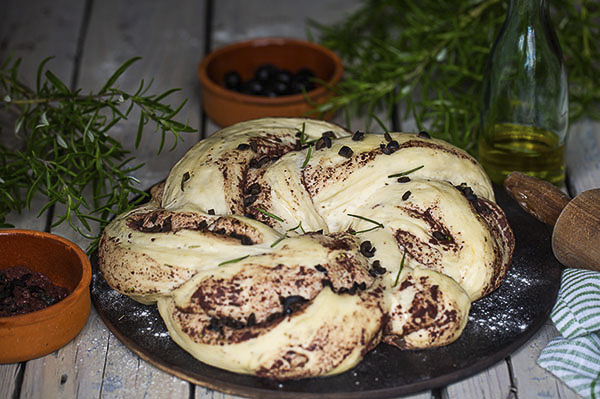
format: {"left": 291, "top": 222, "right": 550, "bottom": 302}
{"left": 537, "top": 268, "right": 600, "bottom": 399}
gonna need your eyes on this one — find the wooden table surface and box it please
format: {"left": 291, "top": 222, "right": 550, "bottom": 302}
{"left": 1, "top": 1, "right": 599, "bottom": 398}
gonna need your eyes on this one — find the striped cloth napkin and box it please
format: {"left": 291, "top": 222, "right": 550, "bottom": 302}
{"left": 537, "top": 268, "right": 600, "bottom": 399}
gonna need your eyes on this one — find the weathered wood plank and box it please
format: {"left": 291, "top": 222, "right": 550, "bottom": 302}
{"left": 29, "top": 1, "right": 208, "bottom": 398}
{"left": 18, "top": 307, "right": 109, "bottom": 399}
{"left": 443, "top": 360, "right": 511, "bottom": 399}
{"left": 509, "top": 321, "right": 580, "bottom": 399}
{"left": 76, "top": 0, "right": 206, "bottom": 189}
{"left": 98, "top": 334, "right": 190, "bottom": 399}
{"left": 0, "top": 363, "right": 23, "bottom": 399}
{"left": 566, "top": 120, "right": 600, "bottom": 196}
{"left": 0, "top": 2, "right": 84, "bottom": 399}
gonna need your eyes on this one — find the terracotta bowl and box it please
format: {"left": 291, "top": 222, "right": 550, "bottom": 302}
{"left": 0, "top": 229, "right": 91, "bottom": 363}
{"left": 198, "top": 37, "right": 344, "bottom": 127}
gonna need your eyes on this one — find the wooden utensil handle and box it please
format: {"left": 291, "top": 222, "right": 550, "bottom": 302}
{"left": 553, "top": 189, "right": 600, "bottom": 272}
{"left": 504, "top": 172, "right": 570, "bottom": 226}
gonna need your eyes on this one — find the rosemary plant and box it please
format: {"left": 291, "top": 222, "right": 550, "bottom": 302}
{"left": 0, "top": 56, "right": 196, "bottom": 251}
{"left": 309, "top": 0, "right": 600, "bottom": 154}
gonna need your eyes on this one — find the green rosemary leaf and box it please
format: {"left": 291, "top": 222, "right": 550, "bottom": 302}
{"left": 270, "top": 233, "right": 287, "bottom": 248}
{"left": 347, "top": 213, "right": 384, "bottom": 228}
{"left": 388, "top": 165, "right": 424, "bottom": 178}
{"left": 256, "top": 207, "right": 284, "bottom": 222}
{"left": 0, "top": 56, "right": 195, "bottom": 253}
{"left": 352, "top": 225, "right": 383, "bottom": 235}
{"left": 393, "top": 251, "right": 406, "bottom": 288}
{"left": 287, "top": 220, "right": 305, "bottom": 234}
{"left": 100, "top": 56, "right": 142, "bottom": 94}
{"left": 218, "top": 255, "right": 250, "bottom": 267}
{"left": 302, "top": 145, "right": 312, "bottom": 168}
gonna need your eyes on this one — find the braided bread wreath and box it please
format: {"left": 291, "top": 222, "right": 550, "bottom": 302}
{"left": 98, "top": 117, "right": 514, "bottom": 380}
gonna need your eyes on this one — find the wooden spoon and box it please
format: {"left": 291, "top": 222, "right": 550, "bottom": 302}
{"left": 504, "top": 172, "right": 600, "bottom": 271}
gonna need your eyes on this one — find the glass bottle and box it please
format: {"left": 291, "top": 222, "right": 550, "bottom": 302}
{"left": 479, "top": 0, "right": 568, "bottom": 185}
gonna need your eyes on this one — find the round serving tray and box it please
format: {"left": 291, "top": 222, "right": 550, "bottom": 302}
{"left": 90, "top": 186, "right": 562, "bottom": 398}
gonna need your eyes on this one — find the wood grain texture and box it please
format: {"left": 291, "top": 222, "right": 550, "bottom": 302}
{"left": 0, "top": 363, "right": 23, "bottom": 399}
{"left": 566, "top": 120, "right": 600, "bottom": 195}
{"left": 553, "top": 188, "right": 600, "bottom": 271}
{"left": 77, "top": 0, "right": 205, "bottom": 189}
{"left": 2, "top": 0, "right": 599, "bottom": 398}
{"left": 510, "top": 321, "right": 581, "bottom": 399}
{"left": 504, "top": 172, "right": 571, "bottom": 226}
{"left": 443, "top": 360, "right": 512, "bottom": 399}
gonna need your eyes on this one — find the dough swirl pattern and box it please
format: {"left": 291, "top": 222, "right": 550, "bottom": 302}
{"left": 98, "top": 117, "right": 514, "bottom": 380}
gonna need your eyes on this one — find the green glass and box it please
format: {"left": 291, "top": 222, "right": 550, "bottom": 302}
{"left": 479, "top": 0, "right": 568, "bottom": 185}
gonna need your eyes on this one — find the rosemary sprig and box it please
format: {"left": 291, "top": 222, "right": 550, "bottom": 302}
{"left": 309, "top": 0, "right": 600, "bottom": 154}
{"left": 347, "top": 213, "right": 384, "bottom": 234}
{"left": 0, "top": 56, "right": 195, "bottom": 252}
{"left": 218, "top": 255, "right": 249, "bottom": 267}
{"left": 393, "top": 250, "right": 406, "bottom": 288}
{"left": 388, "top": 165, "right": 424, "bottom": 178}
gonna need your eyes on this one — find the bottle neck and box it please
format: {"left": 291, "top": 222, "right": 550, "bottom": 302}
{"left": 507, "top": 0, "right": 547, "bottom": 18}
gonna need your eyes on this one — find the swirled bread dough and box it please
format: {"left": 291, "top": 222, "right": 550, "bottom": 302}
{"left": 98, "top": 117, "right": 514, "bottom": 379}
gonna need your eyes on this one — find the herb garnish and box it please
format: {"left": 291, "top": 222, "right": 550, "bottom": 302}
{"left": 388, "top": 165, "right": 424, "bottom": 178}
{"left": 270, "top": 220, "right": 305, "bottom": 248}
{"left": 347, "top": 213, "right": 384, "bottom": 234}
{"left": 256, "top": 207, "right": 284, "bottom": 222}
{"left": 0, "top": 56, "right": 195, "bottom": 253}
{"left": 218, "top": 255, "right": 249, "bottom": 267}
{"left": 302, "top": 145, "right": 313, "bottom": 168}
{"left": 393, "top": 251, "right": 406, "bottom": 288}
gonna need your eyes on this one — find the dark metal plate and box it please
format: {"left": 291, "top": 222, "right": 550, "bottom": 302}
{"left": 90, "top": 186, "right": 562, "bottom": 398}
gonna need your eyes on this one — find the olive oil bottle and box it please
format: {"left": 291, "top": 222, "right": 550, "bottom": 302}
{"left": 479, "top": 0, "right": 568, "bottom": 185}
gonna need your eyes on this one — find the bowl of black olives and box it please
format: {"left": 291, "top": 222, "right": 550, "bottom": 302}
{"left": 198, "top": 37, "right": 343, "bottom": 127}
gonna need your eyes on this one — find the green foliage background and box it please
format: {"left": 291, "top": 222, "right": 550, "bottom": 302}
{"left": 310, "top": 0, "right": 600, "bottom": 154}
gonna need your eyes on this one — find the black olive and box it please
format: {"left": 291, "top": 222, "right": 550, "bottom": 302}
{"left": 255, "top": 64, "right": 277, "bottom": 81}
{"left": 224, "top": 70, "right": 242, "bottom": 90}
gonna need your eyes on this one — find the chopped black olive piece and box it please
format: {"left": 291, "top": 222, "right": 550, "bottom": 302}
{"left": 402, "top": 190, "right": 411, "bottom": 200}
{"left": 245, "top": 182, "right": 261, "bottom": 196}
{"left": 315, "top": 137, "right": 327, "bottom": 150}
{"left": 322, "top": 130, "right": 336, "bottom": 140}
{"left": 338, "top": 145, "right": 354, "bottom": 158}
{"left": 418, "top": 131, "right": 431, "bottom": 139}
{"left": 371, "top": 260, "right": 387, "bottom": 275}
{"left": 239, "top": 236, "right": 254, "bottom": 246}
{"left": 352, "top": 130, "right": 365, "bottom": 141}
{"left": 360, "top": 241, "right": 376, "bottom": 257}
{"left": 207, "top": 209, "right": 215, "bottom": 215}
{"left": 397, "top": 176, "right": 411, "bottom": 183}
{"left": 432, "top": 231, "right": 451, "bottom": 243}
{"left": 314, "top": 264, "right": 328, "bottom": 274}
{"left": 236, "top": 143, "right": 250, "bottom": 150}
{"left": 384, "top": 132, "right": 393, "bottom": 142}
{"left": 247, "top": 312, "right": 256, "bottom": 327}
{"left": 249, "top": 141, "right": 259, "bottom": 153}
{"left": 243, "top": 195, "right": 257, "bottom": 206}
{"left": 280, "top": 295, "right": 308, "bottom": 314}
